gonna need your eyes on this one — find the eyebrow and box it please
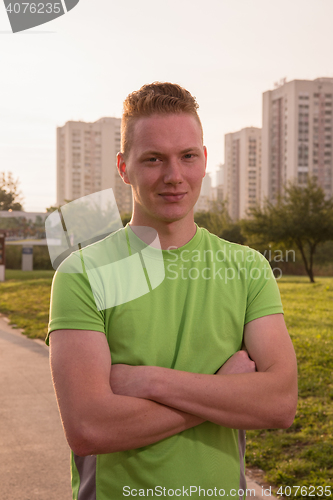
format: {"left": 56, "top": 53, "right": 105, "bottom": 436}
{"left": 140, "top": 150, "right": 163, "bottom": 157}
{"left": 139, "top": 147, "right": 202, "bottom": 159}
{"left": 180, "top": 147, "right": 202, "bottom": 154}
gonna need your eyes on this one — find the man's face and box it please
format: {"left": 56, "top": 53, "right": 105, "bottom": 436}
{"left": 117, "top": 113, "right": 207, "bottom": 227}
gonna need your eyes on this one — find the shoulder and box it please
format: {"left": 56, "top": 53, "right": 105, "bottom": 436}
{"left": 55, "top": 227, "right": 128, "bottom": 275}
{"left": 196, "top": 226, "right": 266, "bottom": 266}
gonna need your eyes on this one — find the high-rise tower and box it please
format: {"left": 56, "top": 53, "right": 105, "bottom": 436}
{"left": 56, "top": 118, "right": 132, "bottom": 214}
{"left": 262, "top": 78, "right": 333, "bottom": 202}
{"left": 224, "top": 127, "right": 261, "bottom": 220}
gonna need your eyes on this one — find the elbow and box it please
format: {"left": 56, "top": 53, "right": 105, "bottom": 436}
{"left": 276, "top": 412, "right": 295, "bottom": 430}
{"left": 65, "top": 419, "right": 104, "bottom": 456}
{"left": 70, "top": 442, "right": 94, "bottom": 458}
{"left": 271, "top": 393, "right": 298, "bottom": 429}
{"left": 281, "top": 404, "right": 297, "bottom": 429}
{"left": 67, "top": 421, "right": 124, "bottom": 456}
{"left": 67, "top": 425, "right": 97, "bottom": 457}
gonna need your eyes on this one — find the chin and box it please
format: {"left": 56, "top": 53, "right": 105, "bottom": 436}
{"left": 157, "top": 209, "right": 192, "bottom": 223}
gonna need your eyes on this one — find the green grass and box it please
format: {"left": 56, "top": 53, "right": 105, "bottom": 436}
{"left": 0, "top": 270, "right": 54, "bottom": 338}
{"left": 246, "top": 276, "right": 333, "bottom": 498}
{"left": 0, "top": 272, "right": 332, "bottom": 496}
{"left": 4, "top": 269, "right": 55, "bottom": 281}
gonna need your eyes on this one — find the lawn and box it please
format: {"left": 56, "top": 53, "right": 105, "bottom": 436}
{"left": 0, "top": 270, "right": 54, "bottom": 338}
{"left": 246, "top": 276, "right": 333, "bottom": 498}
{"left": 0, "top": 271, "right": 332, "bottom": 497}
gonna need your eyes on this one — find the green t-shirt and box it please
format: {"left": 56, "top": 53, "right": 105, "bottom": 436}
{"left": 48, "top": 226, "right": 283, "bottom": 500}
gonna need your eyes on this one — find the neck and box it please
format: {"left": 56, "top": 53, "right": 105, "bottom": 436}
{"left": 129, "top": 213, "right": 197, "bottom": 249}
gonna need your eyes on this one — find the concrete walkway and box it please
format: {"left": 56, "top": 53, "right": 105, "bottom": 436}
{"left": 0, "top": 316, "right": 72, "bottom": 500}
{"left": 0, "top": 315, "right": 276, "bottom": 499}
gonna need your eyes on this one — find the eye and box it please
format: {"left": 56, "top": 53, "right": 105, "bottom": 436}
{"left": 145, "top": 156, "right": 162, "bottom": 164}
{"left": 183, "top": 153, "right": 196, "bottom": 160}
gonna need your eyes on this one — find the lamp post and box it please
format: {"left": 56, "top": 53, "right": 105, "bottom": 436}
{"left": 0, "top": 231, "right": 6, "bottom": 282}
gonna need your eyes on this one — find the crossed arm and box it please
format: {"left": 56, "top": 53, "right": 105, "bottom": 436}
{"left": 49, "top": 313, "right": 297, "bottom": 457}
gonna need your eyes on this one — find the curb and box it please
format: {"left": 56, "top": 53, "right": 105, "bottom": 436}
{"left": 0, "top": 314, "right": 49, "bottom": 349}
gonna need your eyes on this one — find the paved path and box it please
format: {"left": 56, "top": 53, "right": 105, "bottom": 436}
{"left": 0, "top": 316, "right": 72, "bottom": 500}
{"left": 0, "top": 315, "right": 276, "bottom": 499}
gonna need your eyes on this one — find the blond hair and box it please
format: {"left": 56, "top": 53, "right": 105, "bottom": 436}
{"left": 121, "top": 82, "right": 203, "bottom": 158}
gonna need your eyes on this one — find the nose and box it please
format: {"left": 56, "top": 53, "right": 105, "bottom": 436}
{"left": 163, "top": 158, "right": 183, "bottom": 185}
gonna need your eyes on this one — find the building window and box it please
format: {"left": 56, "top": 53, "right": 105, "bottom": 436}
{"left": 298, "top": 172, "right": 308, "bottom": 184}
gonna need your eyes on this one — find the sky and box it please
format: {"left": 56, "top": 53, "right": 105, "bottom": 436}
{"left": 1, "top": 0, "right": 333, "bottom": 212}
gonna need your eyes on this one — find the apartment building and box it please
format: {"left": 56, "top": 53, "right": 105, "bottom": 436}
{"left": 215, "top": 163, "right": 224, "bottom": 202}
{"left": 262, "top": 77, "right": 333, "bottom": 201}
{"left": 56, "top": 118, "right": 132, "bottom": 214}
{"left": 224, "top": 127, "right": 261, "bottom": 220}
{"left": 194, "top": 173, "right": 213, "bottom": 212}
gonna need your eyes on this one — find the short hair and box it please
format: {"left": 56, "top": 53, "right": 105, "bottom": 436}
{"left": 121, "top": 82, "right": 203, "bottom": 159}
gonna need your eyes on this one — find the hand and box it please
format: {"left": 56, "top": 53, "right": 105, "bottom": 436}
{"left": 216, "top": 350, "right": 256, "bottom": 376}
{"left": 110, "top": 364, "right": 149, "bottom": 399}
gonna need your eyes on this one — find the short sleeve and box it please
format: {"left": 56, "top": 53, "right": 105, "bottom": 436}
{"left": 244, "top": 250, "right": 283, "bottom": 325}
{"left": 46, "top": 253, "right": 105, "bottom": 345}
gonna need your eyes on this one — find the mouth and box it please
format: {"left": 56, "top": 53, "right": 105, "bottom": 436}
{"left": 159, "top": 193, "right": 187, "bottom": 202}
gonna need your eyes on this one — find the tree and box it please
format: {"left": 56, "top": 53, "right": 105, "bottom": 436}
{"left": 121, "top": 212, "right": 132, "bottom": 226}
{"left": 243, "top": 178, "right": 333, "bottom": 282}
{"left": 0, "top": 172, "right": 23, "bottom": 211}
{"left": 46, "top": 205, "right": 60, "bottom": 213}
{"left": 195, "top": 200, "right": 246, "bottom": 244}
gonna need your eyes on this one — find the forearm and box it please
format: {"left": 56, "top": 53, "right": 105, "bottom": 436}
{"left": 50, "top": 330, "right": 204, "bottom": 458}
{"left": 68, "top": 390, "right": 204, "bottom": 456}
{"left": 140, "top": 315, "right": 298, "bottom": 430}
{"left": 139, "top": 366, "right": 297, "bottom": 430}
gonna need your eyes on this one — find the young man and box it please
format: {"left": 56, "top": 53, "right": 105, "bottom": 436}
{"left": 48, "top": 82, "right": 297, "bottom": 499}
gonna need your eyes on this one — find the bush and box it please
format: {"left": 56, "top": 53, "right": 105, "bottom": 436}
{"left": 5, "top": 245, "right": 21, "bottom": 269}
{"left": 5, "top": 245, "right": 53, "bottom": 270}
{"left": 33, "top": 245, "right": 53, "bottom": 270}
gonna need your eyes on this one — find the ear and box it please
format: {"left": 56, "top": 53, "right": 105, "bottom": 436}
{"left": 203, "top": 146, "right": 207, "bottom": 178}
{"left": 117, "top": 153, "right": 131, "bottom": 185}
